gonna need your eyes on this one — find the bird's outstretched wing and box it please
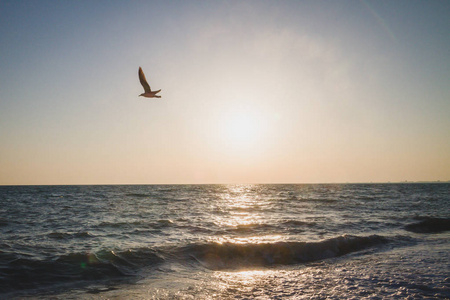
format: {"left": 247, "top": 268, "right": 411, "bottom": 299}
{"left": 139, "top": 67, "right": 151, "bottom": 93}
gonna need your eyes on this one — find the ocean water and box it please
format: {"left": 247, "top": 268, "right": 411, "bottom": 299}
{"left": 0, "top": 183, "right": 449, "bottom": 299}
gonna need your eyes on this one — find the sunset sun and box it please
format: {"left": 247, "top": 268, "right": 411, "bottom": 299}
{"left": 219, "top": 107, "right": 267, "bottom": 150}
{"left": 226, "top": 113, "right": 258, "bottom": 144}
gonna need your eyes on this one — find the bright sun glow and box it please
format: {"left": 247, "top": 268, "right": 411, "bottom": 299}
{"left": 219, "top": 107, "right": 267, "bottom": 151}
{"left": 227, "top": 113, "right": 258, "bottom": 143}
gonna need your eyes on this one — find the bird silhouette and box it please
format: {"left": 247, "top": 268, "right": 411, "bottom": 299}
{"left": 138, "top": 67, "right": 161, "bottom": 98}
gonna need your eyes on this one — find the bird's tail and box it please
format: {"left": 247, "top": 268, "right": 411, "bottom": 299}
{"left": 154, "top": 89, "right": 161, "bottom": 94}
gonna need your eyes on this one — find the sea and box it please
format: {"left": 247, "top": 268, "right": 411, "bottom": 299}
{"left": 0, "top": 183, "right": 449, "bottom": 299}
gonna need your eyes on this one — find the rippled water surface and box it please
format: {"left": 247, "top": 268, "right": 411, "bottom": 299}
{"left": 0, "top": 183, "right": 449, "bottom": 298}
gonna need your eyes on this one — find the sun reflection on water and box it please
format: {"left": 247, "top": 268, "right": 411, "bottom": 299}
{"left": 209, "top": 184, "right": 287, "bottom": 245}
{"left": 211, "top": 269, "right": 284, "bottom": 298}
{"left": 218, "top": 269, "right": 273, "bottom": 285}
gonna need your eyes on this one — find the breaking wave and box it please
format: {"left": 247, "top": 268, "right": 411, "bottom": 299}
{"left": 180, "top": 235, "right": 388, "bottom": 270}
{"left": 0, "top": 234, "right": 391, "bottom": 293}
{"left": 0, "top": 248, "right": 164, "bottom": 294}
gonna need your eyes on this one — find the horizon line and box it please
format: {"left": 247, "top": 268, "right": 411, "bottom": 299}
{"left": 1, "top": 180, "right": 449, "bottom": 187}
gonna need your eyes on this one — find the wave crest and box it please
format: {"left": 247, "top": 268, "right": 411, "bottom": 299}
{"left": 181, "top": 235, "right": 388, "bottom": 270}
{"left": 0, "top": 248, "right": 164, "bottom": 293}
{"left": 405, "top": 217, "right": 450, "bottom": 233}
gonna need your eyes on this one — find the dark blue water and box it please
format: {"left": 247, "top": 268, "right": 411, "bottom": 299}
{"left": 0, "top": 184, "right": 449, "bottom": 298}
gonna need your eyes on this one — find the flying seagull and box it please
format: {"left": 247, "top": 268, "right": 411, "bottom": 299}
{"left": 138, "top": 67, "right": 161, "bottom": 98}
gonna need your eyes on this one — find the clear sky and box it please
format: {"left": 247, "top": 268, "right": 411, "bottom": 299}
{"left": 0, "top": 0, "right": 449, "bottom": 185}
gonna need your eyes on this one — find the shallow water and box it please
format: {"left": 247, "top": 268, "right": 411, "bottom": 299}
{"left": 0, "top": 183, "right": 449, "bottom": 298}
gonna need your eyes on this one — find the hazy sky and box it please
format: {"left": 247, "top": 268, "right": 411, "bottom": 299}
{"left": 1, "top": 0, "right": 449, "bottom": 185}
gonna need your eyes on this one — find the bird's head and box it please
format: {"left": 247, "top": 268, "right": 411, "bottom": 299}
{"left": 139, "top": 93, "right": 144, "bottom": 97}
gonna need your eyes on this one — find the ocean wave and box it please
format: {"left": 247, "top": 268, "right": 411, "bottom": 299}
{"left": 0, "top": 248, "right": 164, "bottom": 294}
{"left": 0, "top": 218, "right": 8, "bottom": 227}
{"left": 228, "top": 223, "right": 277, "bottom": 233}
{"left": 97, "top": 220, "right": 148, "bottom": 228}
{"left": 222, "top": 220, "right": 315, "bottom": 235}
{"left": 96, "top": 219, "right": 174, "bottom": 230}
{"left": 48, "top": 231, "right": 95, "bottom": 239}
{"left": 404, "top": 217, "right": 450, "bottom": 233}
{"left": 282, "top": 220, "right": 316, "bottom": 227}
{"left": 179, "top": 235, "right": 388, "bottom": 270}
{"left": 178, "top": 224, "right": 215, "bottom": 234}
{"left": 125, "top": 193, "right": 150, "bottom": 198}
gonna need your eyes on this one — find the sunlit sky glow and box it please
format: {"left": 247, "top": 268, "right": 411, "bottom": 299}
{"left": 0, "top": 1, "right": 449, "bottom": 185}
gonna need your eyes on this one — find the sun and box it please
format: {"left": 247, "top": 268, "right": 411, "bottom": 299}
{"left": 226, "top": 113, "right": 258, "bottom": 144}
{"left": 220, "top": 108, "right": 265, "bottom": 150}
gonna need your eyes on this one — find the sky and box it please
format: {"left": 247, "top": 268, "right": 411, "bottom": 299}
{"left": 0, "top": 0, "right": 449, "bottom": 185}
